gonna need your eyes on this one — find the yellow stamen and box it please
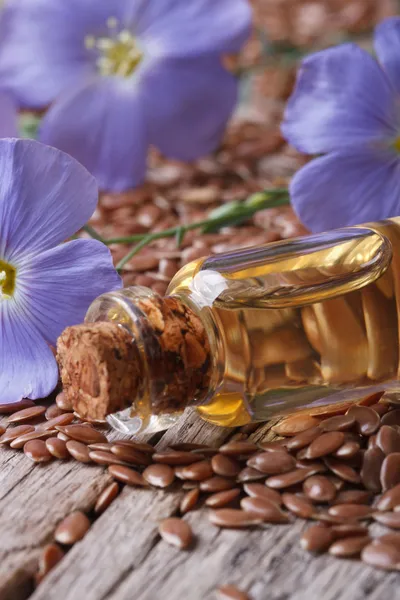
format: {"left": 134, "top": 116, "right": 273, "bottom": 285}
{"left": 0, "top": 260, "right": 16, "bottom": 299}
{"left": 85, "top": 17, "right": 143, "bottom": 78}
{"left": 394, "top": 137, "right": 400, "bottom": 153}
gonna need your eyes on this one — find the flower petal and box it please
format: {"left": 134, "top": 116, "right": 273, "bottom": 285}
{"left": 375, "top": 17, "right": 400, "bottom": 94}
{"left": 0, "top": 138, "right": 98, "bottom": 262}
{"left": 0, "top": 92, "right": 18, "bottom": 137}
{"left": 143, "top": 57, "right": 237, "bottom": 160}
{"left": 17, "top": 238, "right": 122, "bottom": 345}
{"left": 132, "top": 0, "right": 251, "bottom": 57}
{"left": 290, "top": 149, "right": 400, "bottom": 232}
{"left": 0, "top": 0, "right": 104, "bottom": 108}
{"left": 0, "top": 300, "right": 58, "bottom": 402}
{"left": 282, "top": 44, "right": 397, "bottom": 155}
{"left": 39, "top": 77, "right": 147, "bottom": 191}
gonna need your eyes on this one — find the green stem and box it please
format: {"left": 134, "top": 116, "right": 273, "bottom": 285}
{"left": 114, "top": 189, "right": 290, "bottom": 272}
{"left": 82, "top": 224, "right": 106, "bottom": 243}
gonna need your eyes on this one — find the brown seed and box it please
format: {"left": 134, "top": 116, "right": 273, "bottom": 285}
{"left": 376, "top": 425, "right": 400, "bottom": 455}
{"left": 10, "top": 429, "right": 56, "bottom": 449}
{"left": 169, "top": 442, "right": 211, "bottom": 452}
{"left": 272, "top": 414, "right": 320, "bottom": 436}
{"left": 237, "top": 467, "right": 266, "bottom": 483}
{"left": 200, "top": 477, "right": 237, "bottom": 493}
{"left": 94, "top": 482, "right": 119, "bottom": 515}
{"left": 88, "top": 442, "right": 113, "bottom": 451}
{"left": 111, "top": 444, "right": 152, "bottom": 465}
{"left": 361, "top": 447, "right": 384, "bottom": 493}
{"left": 36, "top": 543, "right": 65, "bottom": 584}
{"left": 66, "top": 440, "right": 91, "bottom": 463}
{"left": 180, "top": 488, "right": 200, "bottom": 514}
{"left": 381, "top": 409, "right": 400, "bottom": 427}
{"left": 152, "top": 451, "right": 203, "bottom": 466}
{"left": 218, "top": 441, "right": 258, "bottom": 456}
{"left": 0, "top": 399, "right": 35, "bottom": 414}
{"left": 24, "top": 439, "right": 52, "bottom": 463}
{"left": 46, "top": 437, "right": 69, "bottom": 460}
{"left": 300, "top": 524, "right": 335, "bottom": 553}
{"left": 285, "top": 426, "right": 321, "bottom": 451}
{"left": 215, "top": 584, "right": 250, "bottom": 600}
{"left": 266, "top": 468, "right": 315, "bottom": 489}
{"left": 54, "top": 511, "right": 91, "bottom": 545}
{"left": 181, "top": 460, "right": 213, "bottom": 481}
{"left": 89, "top": 450, "right": 130, "bottom": 467}
{"left": 362, "top": 541, "right": 400, "bottom": 570}
{"left": 240, "top": 496, "right": 289, "bottom": 523}
{"left": 56, "top": 391, "right": 73, "bottom": 411}
{"left": 45, "top": 404, "right": 65, "bottom": 420}
{"left": 315, "top": 512, "right": 359, "bottom": 525}
{"left": 7, "top": 405, "right": 46, "bottom": 424}
{"left": 324, "top": 457, "right": 361, "bottom": 484}
{"left": 258, "top": 441, "right": 286, "bottom": 452}
{"left": 303, "top": 475, "right": 336, "bottom": 502}
{"left": 37, "top": 413, "right": 75, "bottom": 431}
{"left": 347, "top": 405, "right": 380, "bottom": 436}
{"left": 295, "top": 460, "right": 327, "bottom": 474}
{"left": 243, "top": 483, "right": 282, "bottom": 505}
{"left": 376, "top": 483, "right": 400, "bottom": 511}
{"left": 211, "top": 454, "right": 241, "bottom": 477}
{"left": 143, "top": 464, "right": 175, "bottom": 487}
{"left": 108, "top": 465, "right": 149, "bottom": 487}
{"left": 206, "top": 488, "right": 241, "bottom": 508}
{"left": 306, "top": 432, "right": 345, "bottom": 459}
{"left": 319, "top": 414, "right": 355, "bottom": 432}
{"left": 282, "top": 493, "right": 315, "bottom": 519}
{"left": 55, "top": 424, "right": 107, "bottom": 444}
{"left": 332, "top": 490, "right": 371, "bottom": 505}
{"left": 57, "top": 432, "right": 71, "bottom": 442}
{"left": 375, "top": 533, "right": 400, "bottom": 551}
{"left": 331, "top": 524, "right": 369, "bottom": 538}
{"left": 373, "top": 511, "right": 400, "bottom": 529}
{"left": 381, "top": 453, "right": 400, "bottom": 491}
{"left": 329, "top": 535, "right": 370, "bottom": 557}
{"left": 209, "top": 509, "right": 262, "bottom": 528}
{"left": 247, "top": 451, "right": 296, "bottom": 475}
{"left": 113, "top": 440, "right": 155, "bottom": 454}
{"left": 334, "top": 441, "right": 360, "bottom": 459}
{"left": 159, "top": 517, "right": 193, "bottom": 549}
{"left": 328, "top": 504, "right": 372, "bottom": 520}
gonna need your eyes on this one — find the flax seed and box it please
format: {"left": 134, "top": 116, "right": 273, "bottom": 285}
{"left": 200, "top": 476, "right": 237, "bottom": 493}
{"left": 89, "top": 450, "right": 131, "bottom": 467}
{"left": 328, "top": 504, "right": 372, "bottom": 520}
{"left": 0, "top": 399, "right": 35, "bottom": 413}
{"left": 285, "top": 426, "right": 321, "bottom": 451}
{"left": 159, "top": 517, "right": 193, "bottom": 549}
{"left": 242, "top": 483, "right": 282, "bottom": 505}
{"left": 152, "top": 451, "right": 203, "bottom": 466}
{"left": 10, "top": 429, "right": 56, "bottom": 449}
{"left": 108, "top": 465, "right": 149, "bottom": 487}
{"left": 180, "top": 488, "right": 200, "bottom": 514}
{"left": 329, "top": 535, "right": 370, "bottom": 557}
{"left": 45, "top": 404, "right": 65, "bottom": 420}
{"left": 305, "top": 432, "right": 345, "bottom": 459}
{"left": 56, "top": 391, "right": 73, "bottom": 411}
{"left": 24, "top": 439, "right": 52, "bottom": 463}
{"left": 206, "top": 489, "right": 241, "bottom": 508}
{"left": 266, "top": 467, "right": 315, "bottom": 489}
{"left": 94, "top": 482, "right": 119, "bottom": 515}
{"left": 247, "top": 451, "right": 295, "bottom": 474}
{"left": 55, "top": 424, "right": 107, "bottom": 445}
{"left": 211, "top": 454, "right": 241, "bottom": 477}
{"left": 143, "top": 464, "right": 175, "bottom": 487}
{"left": 46, "top": 437, "right": 69, "bottom": 460}
{"left": 300, "top": 524, "right": 335, "bottom": 553}
{"left": 380, "top": 453, "right": 400, "bottom": 491}
{"left": 282, "top": 493, "right": 315, "bottom": 519}
{"left": 319, "top": 415, "right": 355, "bottom": 432}
{"left": 376, "top": 483, "right": 400, "bottom": 511}
{"left": 218, "top": 441, "right": 258, "bottom": 456}
{"left": 35, "top": 544, "right": 64, "bottom": 584}
{"left": 373, "top": 511, "right": 400, "bottom": 529}
{"left": 215, "top": 584, "right": 250, "bottom": 600}
{"left": 38, "top": 413, "right": 75, "bottom": 431}
{"left": 361, "top": 541, "right": 400, "bottom": 570}
{"left": 181, "top": 460, "right": 213, "bottom": 481}
{"left": 303, "top": 475, "right": 336, "bottom": 503}
{"left": 7, "top": 405, "right": 46, "bottom": 424}
{"left": 347, "top": 405, "right": 380, "bottom": 436}
{"left": 54, "top": 511, "right": 91, "bottom": 545}
{"left": 237, "top": 467, "right": 266, "bottom": 483}
{"left": 381, "top": 409, "right": 400, "bottom": 427}
{"left": 240, "top": 497, "right": 290, "bottom": 523}
{"left": 66, "top": 440, "right": 91, "bottom": 463}
{"left": 209, "top": 509, "right": 262, "bottom": 528}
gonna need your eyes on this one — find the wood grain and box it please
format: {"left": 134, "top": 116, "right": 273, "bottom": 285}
{"left": 1, "top": 411, "right": 396, "bottom": 600}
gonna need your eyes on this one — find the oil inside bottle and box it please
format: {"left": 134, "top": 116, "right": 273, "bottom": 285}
{"left": 168, "top": 218, "right": 400, "bottom": 427}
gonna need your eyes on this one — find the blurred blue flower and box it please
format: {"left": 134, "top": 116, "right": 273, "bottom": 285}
{"left": 0, "top": 0, "right": 251, "bottom": 191}
{"left": 0, "top": 138, "right": 121, "bottom": 403}
{"left": 282, "top": 17, "right": 400, "bottom": 232}
{"left": 0, "top": 91, "right": 17, "bottom": 136}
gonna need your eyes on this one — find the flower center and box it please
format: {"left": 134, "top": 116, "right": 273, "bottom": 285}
{"left": 0, "top": 260, "right": 16, "bottom": 300}
{"left": 85, "top": 17, "right": 143, "bottom": 78}
{"left": 394, "top": 136, "right": 400, "bottom": 153}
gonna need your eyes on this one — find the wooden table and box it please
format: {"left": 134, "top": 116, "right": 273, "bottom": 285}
{"left": 1, "top": 410, "right": 397, "bottom": 600}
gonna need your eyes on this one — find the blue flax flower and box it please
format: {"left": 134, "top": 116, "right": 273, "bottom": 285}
{"left": 0, "top": 0, "right": 251, "bottom": 191}
{"left": 0, "top": 138, "right": 121, "bottom": 403}
{"left": 282, "top": 17, "right": 400, "bottom": 232}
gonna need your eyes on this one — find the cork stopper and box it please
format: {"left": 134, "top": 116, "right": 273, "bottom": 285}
{"left": 57, "top": 322, "right": 142, "bottom": 421}
{"left": 57, "top": 294, "right": 212, "bottom": 422}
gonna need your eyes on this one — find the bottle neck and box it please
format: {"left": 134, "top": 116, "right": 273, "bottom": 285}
{"left": 57, "top": 287, "right": 214, "bottom": 429}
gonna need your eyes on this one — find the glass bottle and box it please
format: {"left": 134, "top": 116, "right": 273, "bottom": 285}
{"left": 60, "top": 217, "right": 400, "bottom": 435}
